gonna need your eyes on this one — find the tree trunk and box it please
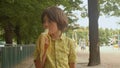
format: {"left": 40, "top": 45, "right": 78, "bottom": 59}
{"left": 88, "top": 0, "right": 100, "bottom": 66}
{"left": 4, "top": 22, "right": 13, "bottom": 46}
{"left": 14, "top": 25, "right": 22, "bottom": 44}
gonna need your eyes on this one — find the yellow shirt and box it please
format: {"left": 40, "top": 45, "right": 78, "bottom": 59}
{"left": 34, "top": 33, "right": 76, "bottom": 68}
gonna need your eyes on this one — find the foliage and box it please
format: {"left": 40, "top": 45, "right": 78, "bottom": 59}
{"left": 79, "top": 0, "right": 120, "bottom": 17}
{"left": 99, "top": 0, "right": 120, "bottom": 16}
{"left": 99, "top": 28, "right": 120, "bottom": 46}
{"left": 0, "top": 0, "right": 119, "bottom": 44}
{"left": 66, "top": 26, "right": 120, "bottom": 46}
{"left": 66, "top": 26, "right": 89, "bottom": 45}
{"left": 0, "top": 0, "right": 84, "bottom": 44}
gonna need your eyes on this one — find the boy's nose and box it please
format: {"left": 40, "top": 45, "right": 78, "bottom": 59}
{"left": 43, "top": 22, "right": 49, "bottom": 29}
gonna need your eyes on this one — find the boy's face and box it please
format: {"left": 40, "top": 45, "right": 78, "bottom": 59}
{"left": 43, "top": 15, "right": 59, "bottom": 35}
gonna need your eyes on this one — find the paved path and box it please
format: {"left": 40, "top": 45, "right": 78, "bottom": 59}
{"left": 14, "top": 46, "right": 120, "bottom": 68}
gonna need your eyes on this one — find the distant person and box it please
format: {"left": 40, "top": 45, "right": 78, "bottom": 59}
{"left": 81, "top": 43, "right": 86, "bottom": 50}
{"left": 81, "top": 39, "right": 86, "bottom": 50}
{"left": 78, "top": 39, "right": 82, "bottom": 47}
{"left": 34, "top": 6, "right": 76, "bottom": 68}
{"left": 118, "top": 40, "right": 120, "bottom": 48}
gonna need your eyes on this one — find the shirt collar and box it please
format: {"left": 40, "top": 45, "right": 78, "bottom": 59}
{"left": 60, "top": 33, "right": 66, "bottom": 40}
{"left": 49, "top": 33, "right": 66, "bottom": 41}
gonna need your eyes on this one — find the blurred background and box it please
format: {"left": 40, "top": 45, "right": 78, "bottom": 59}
{"left": 0, "top": 0, "right": 120, "bottom": 68}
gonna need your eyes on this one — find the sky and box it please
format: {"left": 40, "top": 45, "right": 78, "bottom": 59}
{"left": 75, "top": 15, "right": 120, "bottom": 30}
{"left": 74, "top": 0, "right": 120, "bottom": 30}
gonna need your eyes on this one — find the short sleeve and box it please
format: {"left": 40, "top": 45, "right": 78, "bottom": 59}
{"left": 68, "top": 39, "right": 76, "bottom": 63}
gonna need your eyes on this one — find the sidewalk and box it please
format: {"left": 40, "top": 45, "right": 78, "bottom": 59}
{"left": 14, "top": 56, "right": 84, "bottom": 68}
{"left": 14, "top": 46, "right": 120, "bottom": 68}
{"left": 76, "top": 46, "right": 120, "bottom": 68}
{"left": 14, "top": 56, "right": 35, "bottom": 68}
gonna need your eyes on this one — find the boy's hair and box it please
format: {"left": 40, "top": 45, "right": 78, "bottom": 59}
{"left": 41, "top": 6, "right": 68, "bottom": 32}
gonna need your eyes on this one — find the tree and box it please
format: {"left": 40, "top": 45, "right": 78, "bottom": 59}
{"left": 99, "top": 0, "right": 120, "bottom": 16}
{"left": 0, "top": 0, "right": 55, "bottom": 44}
{"left": 0, "top": 0, "right": 83, "bottom": 45}
{"left": 88, "top": 0, "right": 100, "bottom": 66}
{"left": 0, "top": 15, "right": 14, "bottom": 45}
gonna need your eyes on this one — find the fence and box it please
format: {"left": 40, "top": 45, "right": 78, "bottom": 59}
{"left": 0, "top": 44, "right": 35, "bottom": 68}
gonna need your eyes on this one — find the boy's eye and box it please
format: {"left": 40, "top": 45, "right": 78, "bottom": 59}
{"left": 48, "top": 20, "right": 52, "bottom": 23}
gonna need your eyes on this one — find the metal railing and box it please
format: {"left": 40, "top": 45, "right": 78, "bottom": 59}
{"left": 0, "top": 44, "right": 35, "bottom": 68}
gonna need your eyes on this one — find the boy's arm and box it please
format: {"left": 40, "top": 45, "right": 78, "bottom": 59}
{"left": 68, "top": 39, "right": 76, "bottom": 68}
{"left": 69, "top": 63, "right": 76, "bottom": 68}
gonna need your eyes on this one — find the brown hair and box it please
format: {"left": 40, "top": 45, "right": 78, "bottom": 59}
{"left": 41, "top": 6, "right": 68, "bottom": 32}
